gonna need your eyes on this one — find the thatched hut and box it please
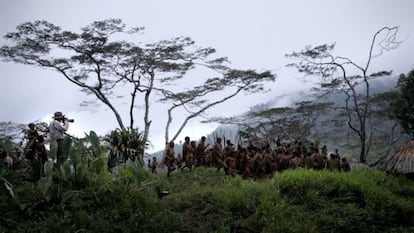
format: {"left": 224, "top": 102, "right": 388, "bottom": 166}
{"left": 377, "top": 140, "right": 414, "bottom": 175}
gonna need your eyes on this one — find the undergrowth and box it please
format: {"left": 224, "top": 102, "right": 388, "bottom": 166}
{"left": 160, "top": 167, "right": 414, "bottom": 233}
{"left": 2, "top": 161, "right": 414, "bottom": 233}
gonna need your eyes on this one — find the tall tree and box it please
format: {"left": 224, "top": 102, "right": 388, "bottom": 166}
{"left": 110, "top": 36, "right": 222, "bottom": 148}
{"left": 0, "top": 19, "right": 228, "bottom": 156}
{"left": 286, "top": 26, "right": 400, "bottom": 163}
{"left": 158, "top": 69, "right": 276, "bottom": 144}
{"left": 392, "top": 70, "right": 414, "bottom": 139}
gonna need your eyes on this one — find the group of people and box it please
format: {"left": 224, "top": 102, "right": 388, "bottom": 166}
{"left": 1, "top": 111, "right": 72, "bottom": 170}
{"left": 2, "top": 111, "right": 352, "bottom": 181}
{"left": 154, "top": 136, "right": 351, "bottom": 178}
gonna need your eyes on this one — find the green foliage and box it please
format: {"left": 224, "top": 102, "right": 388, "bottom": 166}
{"left": 104, "top": 127, "right": 146, "bottom": 163}
{"left": 159, "top": 167, "right": 414, "bottom": 233}
{"left": 393, "top": 70, "right": 414, "bottom": 139}
{"left": 2, "top": 152, "right": 414, "bottom": 233}
{"left": 118, "top": 160, "right": 151, "bottom": 186}
{"left": 1, "top": 131, "right": 179, "bottom": 233}
{"left": 271, "top": 169, "right": 414, "bottom": 232}
{"left": 69, "top": 131, "right": 104, "bottom": 163}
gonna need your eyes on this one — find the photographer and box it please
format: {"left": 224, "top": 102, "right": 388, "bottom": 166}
{"left": 49, "top": 111, "right": 73, "bottom": 166}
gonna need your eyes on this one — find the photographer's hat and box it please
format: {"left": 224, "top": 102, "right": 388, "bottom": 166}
{"left": 53, "top": 111, "right": 64, "bottom": 119}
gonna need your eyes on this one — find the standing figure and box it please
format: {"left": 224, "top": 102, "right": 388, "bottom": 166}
{"left": 195, "top": 136, "right": 208, "bottom": 167}
{"left": 25, "top": 123, "right": 48, "bottom": 165}
{"left": 165, "top": 142, "right": 177, "bottom": 177}
{"left": 49, "top": 111, "right": 72, "bottom": 166}
{"left": 181, "top": 137, "right": 195, "bottom": 172}
{"left": 182, "top": 136, "right": 191, "bottom": 164}
{"left": 223, "top": 140, "right": 235, "bottom": 159}
{"left": 328, "top": 153, "right": 341, "bottom": 171}
{"left": 225, "top": 151, "right": 238, "bottom": 177}
{"left": 341, "top": 157, "right": 351, "bottom": 172}
{"left": 212, "top": 137, "right": 225, "bottom": 172}
{"left": 0, "top": 146, "right": 13, "bottom": 168}
{"left": 150, "top": 156, "right": 158, "bottom": 173}
{"left": 24, "top": 123, "right": 39, "bottom": 161}
{"left": 321, "top": 145, "right": 328, "bottom": 158}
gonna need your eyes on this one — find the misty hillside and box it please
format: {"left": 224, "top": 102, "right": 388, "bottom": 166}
{"left": 168, "top": 75, "right": 408, "bottom": 164}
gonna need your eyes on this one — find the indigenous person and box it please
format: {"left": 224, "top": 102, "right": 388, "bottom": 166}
{"left": 225, "top": 151, "right": 238, "bottom": 177}
{"left": 165, "top": 141, "right": 177, "bottom": 177}
{"left": 182, "top": 136, "right": 191, "bottom": 163}
{"left": 212, "top": 137, "right": 225, "bottom": 172}
{"left": 333, "top": 149, "right": 340, "bottom": 159}
{"left": 150, "top": 156, "right": 158, "bottom": 173}
{"left": 311, "top": 152, "right": 324, "bottom": 170}
{"left": 181, "top": 137, "right": 195, "bottom": 172}
{"left": 0, "top": 146, "right": 13, "bottom": 168}
{"left": 25, "top": 123, "right": 48, "bottom": 164}
{"left": 223, "top": 140, "right": 235, "bottom": 159}
{"left": 195, "top": 136, "right": 208, "bottom": 167}
{"left": 49, "top": 111, "right": 71, "bottom": 166}
{"left": 147, "top": 158, "right": 151, "bottom": 169}
{"left": 328, "top": 153, "right": 341, "bottom": 171}
{"left": 25, "top": 123, "right": 39, "bottom": 160}
{"left": 341, "top": 157, "right": 351, "bottom": 172}
{"left": 321, "top": 145, "right": 328, "bottom": 158}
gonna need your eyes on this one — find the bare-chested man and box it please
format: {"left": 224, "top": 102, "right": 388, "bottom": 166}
{"left": 223, "top": 140, "right": 235, "bottom": 158}
{"left": 195, "top": 136, "right": 208, "bottom": 167}
{"left": 225, "top": 151, "right": 238, "bottom": 177}
{"left": 341, "top": 157, "right": 351, "bottom": 172}
{"left": 165, "top": 142, "right": 177, "bottom": 177}
{"left": 182, "top": 136, "right": 190, "bottom": 162}
{"left": 182, "top": 139, "right": 195, "bottom": 172}
{"left": 212, "top": 137, "right": 226, "bottom": 172}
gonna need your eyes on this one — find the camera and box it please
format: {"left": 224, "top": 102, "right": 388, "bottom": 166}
{"left": 63, "top": 116, "right": 75, "bottom": 123}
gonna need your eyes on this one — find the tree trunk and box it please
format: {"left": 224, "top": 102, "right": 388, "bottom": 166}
{"left": 359, "top": 135, "right": 366, "bottom": 163}
{"left": 141, "top": 72, "right": 155, "bottom": 160}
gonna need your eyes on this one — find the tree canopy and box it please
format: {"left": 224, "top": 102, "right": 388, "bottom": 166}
{"left": 0, "top": 19, "right": 276, "bottom": 154}
{"left": 392, "top": 70, "right": 414, "bottom": 139}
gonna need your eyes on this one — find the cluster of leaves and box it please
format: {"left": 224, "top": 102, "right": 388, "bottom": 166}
{"left": 160, "top": 167, "right": 414, "bottom": 233}
{"left": 105, "top": 128, "right": 145, "bottom": 151}
{"left": 104, "top": 127, "right": 146, "bottom": 164}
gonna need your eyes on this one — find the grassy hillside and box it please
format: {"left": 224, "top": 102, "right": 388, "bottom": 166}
{"left": 159, "top": 167, "right": 414, "bottom": 233}
{"left": 1, "top": 162, "right": 414, "bottom": 233}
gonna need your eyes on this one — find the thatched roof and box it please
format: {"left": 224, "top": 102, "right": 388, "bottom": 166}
{"left": 377, "top": 140, "right": 414, "bottom": 174}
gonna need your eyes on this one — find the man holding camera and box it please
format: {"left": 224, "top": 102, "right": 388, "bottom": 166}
{"left": 49, "top": 111, "right": 73, "bottom": 166}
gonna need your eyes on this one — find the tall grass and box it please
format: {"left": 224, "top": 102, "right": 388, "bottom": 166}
{"left": 160, "top": 167, "right": 414, "bottom": 233}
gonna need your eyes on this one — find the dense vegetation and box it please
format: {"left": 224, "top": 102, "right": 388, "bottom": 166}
{"left": 0, "top": 160, "right": 179, "bottom": 233}
{"left": 2, "top": 158, "right": 414, "bottom": 232}
{"left": 162, "top": 167, "right": 414, "bottom": 233}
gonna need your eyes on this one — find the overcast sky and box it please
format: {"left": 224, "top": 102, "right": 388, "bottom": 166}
{"left": 1, "top": 0, "right": 414, "bottom": 152}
